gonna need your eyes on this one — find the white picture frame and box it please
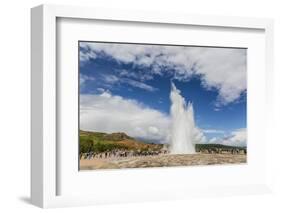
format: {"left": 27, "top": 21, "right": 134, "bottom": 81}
{"left": 31, "top": 4, "right": 274, "bottom": 208}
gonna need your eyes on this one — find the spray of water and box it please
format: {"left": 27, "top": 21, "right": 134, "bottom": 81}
{"left": 170, "top": 83, "right": 196, "bottom": 154}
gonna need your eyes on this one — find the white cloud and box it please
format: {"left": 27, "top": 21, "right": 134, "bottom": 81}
{"left": 102, "top": 74, "right": 157, "bottom": 92}
{"left": 80, "top": 76, "right": 86, "bottom": 85}
{"left": 102, "top": 74, "right": 119, "bottom": 84}
{"left": 148, "top": 126, "right": 160, "bottom": 135}
{"left": 202, "top": 129, "right": 225, "bottom": 134}
{"left": 118, "top": 69, "right": 153, "bottom": 81}
{"left": 208, "top": 128, "right": 247, "bottom": 147}
{"left": 122, "top": 78, "right": 157, "bottom": 92}
{"left": 80, "top": 74, "right": 95, "bottom": 87}
{"left": 209, "top": 137, "right": 219, "bottom": 143}
{"left": 97, "top": 88, "right": 105, "bottom": 93}
{"left": 80, "top": 42, "right": 246, "bottom": 105}
{"left": 80, "top": 92, "right": 171, "bottom": 143}
{"left": 80, "top": 43, "right": 97, "bottom": 62}
{"left": 81, "top": 92, "right": 208, "bottom": 144}
{"left": 193, "top": 127, "right": 207, "bottom": 144}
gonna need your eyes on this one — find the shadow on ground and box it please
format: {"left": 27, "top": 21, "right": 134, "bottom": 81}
{"left": 18, "top": 196, "right": 31, "bottom": 205}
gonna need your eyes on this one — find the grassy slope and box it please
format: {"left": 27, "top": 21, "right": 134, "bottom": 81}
{"left": 79, "top": 130, "right": 163, "bottom": 153}
{"left": 79, "top": 130, "right": 246, "bottom": 153}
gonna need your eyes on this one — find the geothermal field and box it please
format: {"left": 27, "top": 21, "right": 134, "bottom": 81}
{"left": 80, "top": 154, "right": 246, "bottom": 170}
{"left": 79, "top": 84, "right": 246, "bottom": 170}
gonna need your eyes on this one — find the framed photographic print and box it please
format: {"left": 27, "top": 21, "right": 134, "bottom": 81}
{"left": 78, "top": 41, "right": 247, "bottom": 170}
{"left": 31, "top": 4, "right": 274, "bottom": 208}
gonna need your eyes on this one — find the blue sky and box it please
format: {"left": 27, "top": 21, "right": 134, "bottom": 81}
{"left": 79, "top": 42, "right": 247, "bottom": 146}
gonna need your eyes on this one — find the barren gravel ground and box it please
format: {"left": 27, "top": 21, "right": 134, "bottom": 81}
{"left": 80, "top": 154, "right": 247, "bottom": 170}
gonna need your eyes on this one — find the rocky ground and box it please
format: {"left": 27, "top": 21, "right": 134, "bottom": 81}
{"left": 80, "top": 153, "right": 247, "bottom": 170}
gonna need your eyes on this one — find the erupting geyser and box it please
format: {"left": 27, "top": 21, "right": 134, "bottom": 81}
{"left": 170, "top": 83, "right": 196, "bottom": 154}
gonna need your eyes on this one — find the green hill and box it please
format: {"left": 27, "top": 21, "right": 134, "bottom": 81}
{"left": 79, "top": 130, "right": 246, "bottom": 154}
{"left": 79, "top": 130, "right": 163, "bottom": 153}
{"left": 195, "top": 143, "right": 246, "bottom": 150}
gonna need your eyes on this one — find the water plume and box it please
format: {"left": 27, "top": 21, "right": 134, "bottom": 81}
{"left": 170, "top": 83, "right": 196, "bottom": 154}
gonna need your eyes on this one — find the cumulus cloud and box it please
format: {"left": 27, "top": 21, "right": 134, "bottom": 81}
{"left": 193, "top": 127, "right": 207, "bottom": 144}
{"left": 80, "top": 92, "right": 207, "bottom": 144}
{"left": 208, "top": 128, "right": 247, "bottom": 147}
{"left": 80, "top": 42, "right": 246, "bottom": 105}
{"left": 80, "top": 92, "right": 171, "bottom": 143}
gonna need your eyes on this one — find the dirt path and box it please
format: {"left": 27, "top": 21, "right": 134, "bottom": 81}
{"left": 80, "top": 154, "right": 246, "bottom": 170}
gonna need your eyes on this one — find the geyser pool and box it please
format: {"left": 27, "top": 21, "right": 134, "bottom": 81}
{"left": 170, "top": 83, "right": 196, "bottom": 154}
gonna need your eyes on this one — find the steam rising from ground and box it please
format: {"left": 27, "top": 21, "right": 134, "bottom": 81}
{"left": 80, "top": 85, "right": 207, "bottom": 149}
{"left": 170, "top": 83, "right": 197, "bottom": 154}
